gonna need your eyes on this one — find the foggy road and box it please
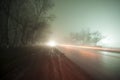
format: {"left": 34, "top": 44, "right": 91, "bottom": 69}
{"left": 1, "top": 0, "right": 120, "bottom": 80}
{"left": 1, "top": 47, "right": 93, "bottom": 80}
{"left": 1, "top": 46, "right": 120, "bottom": 80}
{"left": 58, "top": 45, "right": 120, "bottom": 80}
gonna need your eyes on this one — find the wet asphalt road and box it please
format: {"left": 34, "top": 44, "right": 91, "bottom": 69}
{"left": 58, "top": 45, "right": 120, "bottom": 80}
{"left": 1, "top": 47, "right": 93, "bottom": 80}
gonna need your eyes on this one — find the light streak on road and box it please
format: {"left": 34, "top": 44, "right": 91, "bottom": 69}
{"left": 58, "top": 44, "right": 120, "bottom": 53}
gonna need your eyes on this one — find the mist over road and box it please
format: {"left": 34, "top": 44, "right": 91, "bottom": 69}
{"left": 1, "top": 46, "right": 120, "bottom": 80}
{"left": 1, "top": 47, "right": 93, "bottom": 80}
{"left": 58, "top": 45, "right": 120, "bottom": 80}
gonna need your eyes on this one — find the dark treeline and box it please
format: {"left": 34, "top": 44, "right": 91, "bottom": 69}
{"left": 0, "top": 0, "right": 54, "bottom": 47}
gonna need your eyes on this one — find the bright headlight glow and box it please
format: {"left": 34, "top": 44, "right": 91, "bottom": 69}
{"left": 47, "top": 40, "right": 57, "bottom": 47}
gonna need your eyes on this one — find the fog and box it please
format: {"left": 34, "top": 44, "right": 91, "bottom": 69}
{"left": 51, "top": 0, "right": 120, "bottom": 48}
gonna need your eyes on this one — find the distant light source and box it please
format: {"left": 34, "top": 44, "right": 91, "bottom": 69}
{"left": 46, "top": 40, "right": 57, "bottom": 47}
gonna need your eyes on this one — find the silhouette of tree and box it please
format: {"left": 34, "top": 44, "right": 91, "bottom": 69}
{"left": 69, "top": 29, "right": 103, "bottom": 45}
{"left": 0, "top": 0, "right": 54, "bottom": 47}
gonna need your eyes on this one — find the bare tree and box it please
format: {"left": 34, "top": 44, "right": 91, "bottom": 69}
{"left": 0, "top": 0, "right": 13, "bottom": 47}
{"left": 68, "top": 29, "right": 103, "bottom": 46}
{"left": 0, "top": 0, "right": 54, "bottom": 47}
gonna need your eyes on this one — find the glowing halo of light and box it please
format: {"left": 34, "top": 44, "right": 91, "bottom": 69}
{"left": 46, "top": 40, "right": 57, "bottom": 47}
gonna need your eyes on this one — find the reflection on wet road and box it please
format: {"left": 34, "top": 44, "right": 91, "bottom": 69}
{"left": 58, "top": 46, "right": 120, "bottom": 80}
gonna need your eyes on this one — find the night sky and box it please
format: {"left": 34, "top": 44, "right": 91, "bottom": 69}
{"left": 50, "top": 0, "right": 120, "bottom": 47}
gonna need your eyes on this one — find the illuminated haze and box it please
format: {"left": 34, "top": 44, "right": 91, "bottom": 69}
{"left": 50, "top": 0, "right": 120, "bottom": 48}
